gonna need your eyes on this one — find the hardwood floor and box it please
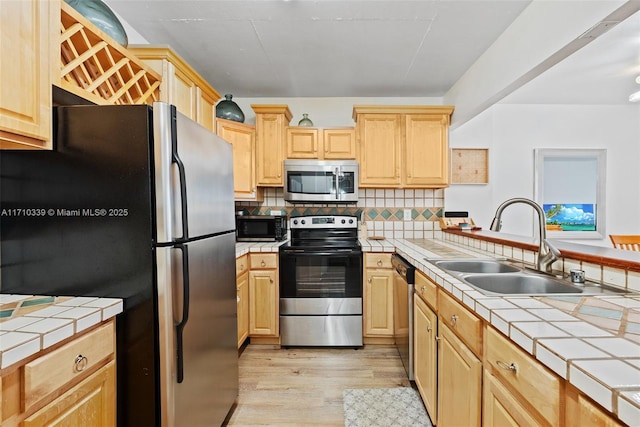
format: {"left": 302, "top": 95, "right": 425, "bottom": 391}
{"left": 225, "top": 344, "right": 411, "bottom": 426}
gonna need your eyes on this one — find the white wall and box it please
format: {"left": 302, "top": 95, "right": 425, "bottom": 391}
{"left": 447, "top": 103, "right": 640, "bottom": 246}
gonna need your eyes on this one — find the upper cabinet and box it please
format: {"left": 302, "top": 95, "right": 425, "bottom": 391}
{"left": 129, "top": 45, "right": 221, "bottom": 132}
{"left": 286, "top": 127, "right": 356, "bottom": 160}
{"left": 353, "top": 105, "right": 454, "bottom": 188}
{"left": 0, "top": 0, "right": 58, "bottom": 149}
{"left": 216, "top": 118, "right": 263, "bottom": 201}
{"left": 252, "top": 105, "right": 292, "bottom": 186}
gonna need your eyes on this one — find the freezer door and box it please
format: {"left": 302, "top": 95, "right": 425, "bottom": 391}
{"left": 157, "top": 232, "right": 238, "bottom": 426}
{"left": 153, "top": 102, "right": 235, "bottom": 243}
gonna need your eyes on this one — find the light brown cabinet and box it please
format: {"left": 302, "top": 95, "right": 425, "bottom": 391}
{"left": 248, "top": 253, "right": 279, "bottom": 338}
{"left": 483, "top": 369, "right": 540, "bottom": 427}
{"left": 286, "top": 127, "right": 356, "bottom": 159}
{"left": 437, "top": 320, "right": 482, "bottom": 427}
{"left": 0, "top": 0, "right": 57, "bottom": 149}
{"left": 414, "top": 292, "right": 438, "bottom": 424}
{"left": 565, "top": 385, "right": 623, "bottom": 427}
{"left": 352, "top": 106, "right": 454, "bottom": 188}
{"left": 363, "top": 253, "right": 394, "bottom": 341}
{"left": 252, "top": 105, "right": 292, "bottom": 186}
{"left": 236, "top": 254, "right": 250, "bottom": 348}
{"left": 216, "top": 118, "right": 263, "bottom": 201}
{"left": 1, "top": 320, "right": 116, "bottom": 426}
{"left": 484, "top": 326, "right": 562, "bottom": 426}
{"left": 129, "top": 46, "right": 221, "bottom": 132}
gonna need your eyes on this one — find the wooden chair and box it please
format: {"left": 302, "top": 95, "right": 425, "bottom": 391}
{"left": 609, "top": 235, "right": 640, "bottom": 251}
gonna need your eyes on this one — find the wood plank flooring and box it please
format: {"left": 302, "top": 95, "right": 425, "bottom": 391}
{"left": 225, "top": 344, "right": 411, "bottom": 426}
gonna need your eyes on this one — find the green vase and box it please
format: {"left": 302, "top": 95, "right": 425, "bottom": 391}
{"left": 298, "top": 113, "right": 314, "bottom": 127}
{"left": 216, "top": 94, "right": 245, "bottom": 123}
{"left": 65, "top": 0, "right": 128, "bottom": 47}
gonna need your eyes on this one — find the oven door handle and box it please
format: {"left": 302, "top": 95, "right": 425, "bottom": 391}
{"left": 281, "top": 250, "right": 360, "bottom": 256}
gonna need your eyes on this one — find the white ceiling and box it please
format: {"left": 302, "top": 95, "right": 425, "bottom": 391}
{"left": 103, "top": 0, "right": 640, "bottom": 105}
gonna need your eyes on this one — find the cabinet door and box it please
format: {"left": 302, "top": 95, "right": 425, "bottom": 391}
{"left": 167, "top": 63, "right": 196, "bottom": 120}
{"left": 286, "top": 127, "right": 319, "bottom": 158}
{"left": 196, "top": 87, "right": 216, "bottom": 132}
{"left": 255, "top": 113, "right": 287, "bottom": 185}
{"left": 237, "top": 271, "right": 249, "bottom": 347}
{"left": 23, "top": 361, "right": 116, "bottom": 427}
{"left": 414, "top": 296, "right": 437, "bottom": 424}
{"left": 249, "top": 269, "right": 278, "bottom": 336}
{"left": 404, "top": 114, "right": 449, "bottom": 187}
{"left": 565, "top": 385, "right": 622, "bottom": 427}
{"left": 216, "top": 118, "right": 261, "bottom": 200}
{"left": 0, "top": 0, "right": 55, "bottom": 149}
{"left": 356, "top": 114, "right": 401, "bottom": 187}
{"left": 437, "top": 322, "right": 482, "bottom": 427}
{"left": 364, "top": 268, "right": 394, "bottom": 336}
{"left": 483, "top": 370, "right": 540, "bottom": 427}
{"left": 323, "top": 128, "right": 356, "bottom": 159}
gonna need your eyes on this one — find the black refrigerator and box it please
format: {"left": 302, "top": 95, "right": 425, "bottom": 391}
{"left": 0, "top": 102, "right": 239, "bottom": 426}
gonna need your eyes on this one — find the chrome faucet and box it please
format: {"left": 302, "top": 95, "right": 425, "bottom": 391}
{"left": 489, "top": 198, "right": 561, "bottom": 273}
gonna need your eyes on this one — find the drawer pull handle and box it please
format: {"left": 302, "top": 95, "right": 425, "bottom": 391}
{"left": 377, "top": 260, "right": 383, "bottom": 266}
{"left": 450, "top": 314, "right": 458, "bottom": 326}
{"left": 426, "top": 325, "right": 432, "bottom": 333}
{"left": 74, "top": 354, "right": 88, "bottom": 372}
{"left": 240, "top": 264, "right": 245, "bottom": 270}
{"left": 496, "top": 360, "right": 518, "bottom": 373}
{"left": 421, "top": 286, "right": 426, "bottom": 293}
{"left": 261, "top": 260, "right": 266, "bottom": 267}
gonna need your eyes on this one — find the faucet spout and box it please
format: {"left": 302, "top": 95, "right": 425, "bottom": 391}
{"left": 490, "top": 198, "right": 561, "bottom": 273}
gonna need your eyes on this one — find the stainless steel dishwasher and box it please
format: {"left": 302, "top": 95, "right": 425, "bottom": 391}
{"left": 391, "top": 253, "right": 416, "bottom": 380}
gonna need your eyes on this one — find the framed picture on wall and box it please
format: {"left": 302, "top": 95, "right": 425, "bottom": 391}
{"left": 534, "top": 149, "right": 606, "bottom": 239}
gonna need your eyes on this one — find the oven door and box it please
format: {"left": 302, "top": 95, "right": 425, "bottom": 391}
{"left": 279, "top": 249, "right": 363, "bottom": 299}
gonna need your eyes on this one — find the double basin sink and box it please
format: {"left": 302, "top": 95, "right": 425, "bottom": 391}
{"left": 425, "top": 258, "right": 626, "bottom": 296}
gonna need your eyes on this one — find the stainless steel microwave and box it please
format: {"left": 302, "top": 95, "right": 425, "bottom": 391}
{"left": 283, "top": 160, "right": 359, "bottom": 203}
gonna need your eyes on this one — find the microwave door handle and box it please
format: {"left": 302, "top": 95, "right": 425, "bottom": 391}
{"left": 334, "top": 167, "right": 340, "bottom": 200}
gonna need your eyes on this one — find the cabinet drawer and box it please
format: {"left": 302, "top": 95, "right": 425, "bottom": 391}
{"left": 485, "top": 327, "right": 562, "bottom": 426}
{"left": 236, "top": 254, "right": 249, "bottom": 275}
{"left": 365, "top": 253, "right": 392, "bottom": 269}
{"left": 23, "top": 321, "right": 115, "bottom": 410}
{"left": 438, "top": 290, "right": 482, "bottom": 356}
{"left": 249, "top": 253, "right": 277, "bottom": 269}
{"left": 415, "top": 271, "right": 437, "bottom": 310}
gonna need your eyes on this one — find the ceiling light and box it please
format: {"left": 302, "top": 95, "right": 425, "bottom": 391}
{"left": 630, "top": 90, "right": 640, "bottom": 103}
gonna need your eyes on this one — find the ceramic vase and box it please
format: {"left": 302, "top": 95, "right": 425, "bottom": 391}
{"left": 65, "top": 0, "right": 128, "bottom": 47}
{"left": 216, "top": 94, "right": 245, "bottom": 123}
{"left": 298, "top": 113, "right": 314, "bottom": 127}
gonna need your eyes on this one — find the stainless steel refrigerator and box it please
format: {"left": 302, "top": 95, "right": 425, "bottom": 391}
{"left": 0, "top": 102, "right": 239, "bottom": 426}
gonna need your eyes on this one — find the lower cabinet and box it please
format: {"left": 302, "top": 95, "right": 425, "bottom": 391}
{"left": 414, "top": 294, "right": 438, "bottom": 424}
{"left": 437, "top": 321, "right": 482, "bottom": 427}
{"left": 363, "top": 253, "right": 394, "bottom": 341}
{"left": 565, "top": 384, "right": 623, "bottom": 427}
{"left": 483, "top": 369, "right": 540, "bottom": 427}
{"left": 1, "top": 320, "right": 116, "bottom": 426}
{"left": 248, "top": 253, "right": 279, "bottom": 338}
{"left": 23, "top": 361, "right": 116, "bottom": 426}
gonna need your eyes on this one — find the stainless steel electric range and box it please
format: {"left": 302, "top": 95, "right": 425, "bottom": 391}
{"left": 278, "top": 215, "right": 363, "bottom": 347}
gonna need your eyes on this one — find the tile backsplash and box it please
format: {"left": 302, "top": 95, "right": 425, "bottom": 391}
{"left": 235, "top": 188, "right": 446, "bottom": 239}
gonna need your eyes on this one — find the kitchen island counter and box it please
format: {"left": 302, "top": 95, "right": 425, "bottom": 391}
{"left": 373, "top": 236, "right": 640, "bottom": 426}
{"left": 0, "top": 295, "right": 123, "bottom": 370}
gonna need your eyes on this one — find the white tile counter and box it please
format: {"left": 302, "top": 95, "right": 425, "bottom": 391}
{"left": 379, "top": 237, "right": 640, "bottom": 426}
{"left": 0, "top": 294, "right": 123, "bottom": 369}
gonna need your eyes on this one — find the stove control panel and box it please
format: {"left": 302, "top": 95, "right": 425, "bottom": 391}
{"left": 290, "top": 215, "right": 357, "bottom": 229}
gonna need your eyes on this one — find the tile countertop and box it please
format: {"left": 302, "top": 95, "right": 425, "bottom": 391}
{"left": 0, "top": 295, "right": 123, "bottom": 370}
{"left": 364, "top": 237, "right": 640, "bottom": 427}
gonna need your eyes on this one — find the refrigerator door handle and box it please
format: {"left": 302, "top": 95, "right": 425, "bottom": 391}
{"left": 171, "top": 111, "right": 189, "bottom": 240}
{"left": 174, "top": 243, "right": 190, "bottom": 383}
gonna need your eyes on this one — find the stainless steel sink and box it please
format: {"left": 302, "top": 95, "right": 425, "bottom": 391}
{"left": 461, "top": 273, "right": 584, "bottom": 295}
{"left": 424, "top": 257, "right": 628, "bottom": 296}
{"left": 429, "top": 259, "right": 520, "bottom": 274}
